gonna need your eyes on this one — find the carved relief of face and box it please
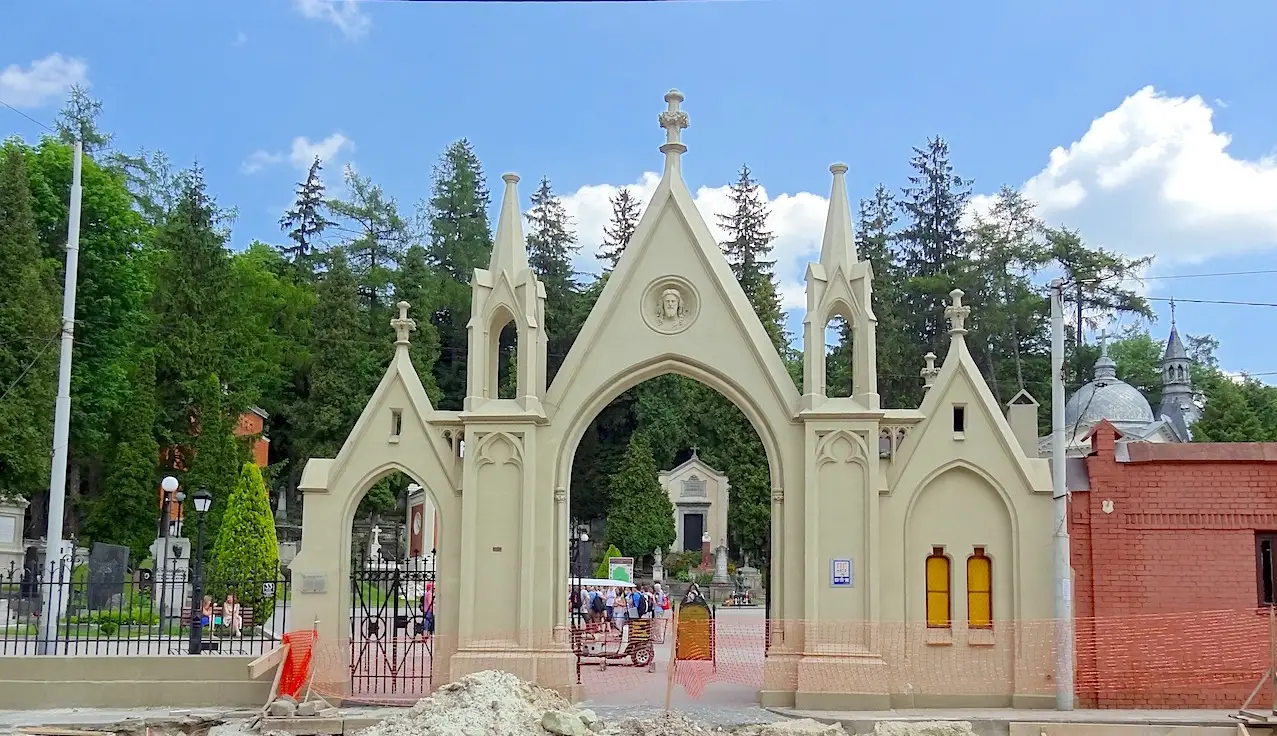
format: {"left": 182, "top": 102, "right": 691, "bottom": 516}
{"left": 662, "top": 290, "right": 681, "bottom": 320}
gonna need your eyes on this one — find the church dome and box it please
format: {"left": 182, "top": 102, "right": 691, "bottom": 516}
{"left": 1064, "top": 349, "right": 1155, "bottom": 428}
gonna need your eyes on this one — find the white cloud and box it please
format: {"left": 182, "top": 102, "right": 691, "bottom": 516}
{"left": 0, "top": 53, "right": 88, "bottom": 109}
{"left": 557, "top": 173, "right": 829, "bottom": 309}
{"left": 293, "top": 0, "right": 371, "bottom": 40}
{"left": 1018, "top": 86, "right": 1277, "bottom": 266}
{"left": 241, "top": 132, "right": 354, "bottom": 175}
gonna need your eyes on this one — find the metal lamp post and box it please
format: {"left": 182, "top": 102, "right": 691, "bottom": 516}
{"left": 569, "top": 521, "right": 589, "bottom": 685}
{"left": 187, "top": 487, "right": 212, "bottom": 655}
{"left": 159, "top": 475, "right": 179, "bottom": 538}
{"left": 157, "top": 477, "right": 182, "bottom": 632}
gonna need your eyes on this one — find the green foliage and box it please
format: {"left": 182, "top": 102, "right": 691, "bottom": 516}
{"left": 718, "top": 165, "right": 785, "bottom": 352}
{"left": 84, "top": 353, "right": 161, "bottom": 561}
{"left": 595, "top": 544, "right": 624, "bottom": 579}
{"left": 1193, "top": 374, "right": 1270, "bottom": 442}
{"left": 0, "top": 143, "right": 59, "bottom": 500}
{"left": 279, "top": 157, "right": 334, "bottom": 271}
{"left": 184, "top": 374, "right": 243, "bottom": 541}
{"left": 662, "top": 550, "right": 701, "bottom": 579}
{"left": 604, "top": 435, "right": 676, "bottom": 563}
{"left": 597, "top": 187, "right": 641, "bottom": 269}
{"left": 209, "top": 463, "right": 280, "bottom": 616}
{"left": 394, "top": 245, "right": 444, "bottom": 404}
{"left": 525, "top": 176, "right": 580, "bottom": 383}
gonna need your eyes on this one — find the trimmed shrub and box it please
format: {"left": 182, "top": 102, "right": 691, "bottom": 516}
{"left": 594, "top": 544, "right": 623, "bottom": 579}
{"left": 208, "top": 462, "right": 280, "bottom": 619}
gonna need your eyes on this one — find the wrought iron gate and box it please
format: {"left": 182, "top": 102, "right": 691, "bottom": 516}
{"left": 349, "top": 553, "right": 435, "bottom": 699}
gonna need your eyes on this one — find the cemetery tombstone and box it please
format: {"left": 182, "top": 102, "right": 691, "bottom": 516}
{"left": 87, "top": 542, "right": 130, "bottom": 609}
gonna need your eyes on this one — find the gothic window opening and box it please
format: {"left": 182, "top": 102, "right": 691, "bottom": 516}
{"left": 926, "top": 546, "right": 951, "bottom": 629}
{"left": 824, "top": 315, "right": 853, "bottom": 398}
{"left": 967, "top": 547, "right": 993, "bottom": 629}
{"left": 952, "top": 405, "right": 966, "bottom": 435}
{"left": 487, "top": 308, "right": 520, "bottom": 400}
{"left": 390, "top": 409, "right": 403, "bottom": 438}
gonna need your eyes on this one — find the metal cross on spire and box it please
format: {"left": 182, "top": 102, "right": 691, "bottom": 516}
{"left": 1169, "top": 297, "right": 1177, "bottom": 326}
{"left": 1097, "top": 327, "right": 1110, "bottom": 356}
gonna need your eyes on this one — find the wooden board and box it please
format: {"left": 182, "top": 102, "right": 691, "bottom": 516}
{"left": 248, "top": 643, "right": 288, "bottom": 679}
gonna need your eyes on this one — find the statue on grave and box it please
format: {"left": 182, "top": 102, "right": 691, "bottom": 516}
{"left": 734, "top": 569, "right": 748, "bottom": 595}
{"left": 368, "top": 525, "right": 382, "bottom": 562}
{"left": 653, "top": 547, "right": 663, "bottom": 567}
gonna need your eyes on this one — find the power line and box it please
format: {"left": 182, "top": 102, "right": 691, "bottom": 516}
{"left": 1142, "top": 269, "right": 1277, "bottom": 281}
{"left": 0, "top": 333, "right": 58, "bottom": 405}
{"left": 0, "top": 98, "right": 55, "bottom": 134}
{"left": 1146, "top": 296, "right": 1277, "bottom": 308}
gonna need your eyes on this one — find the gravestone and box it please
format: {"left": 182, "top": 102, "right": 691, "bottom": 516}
{"left": 87, "top": 542, "right": 130, "bottom": 609}
{"left": 713, "top": 545, "right": 729, "bottom": 584}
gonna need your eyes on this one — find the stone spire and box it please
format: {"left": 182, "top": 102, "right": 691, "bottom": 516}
{"left": 920, "top": 352, "right": 940, "bottom": 388}
{"left": 1093, "top": 328, "right": 1118, "bottom": 381}
{"left": 659, "top": 89, "right": 689, "bottom": 175}
{"left": 1158, "top": 301, "right": 1198, "bottom": 436}
{"left": 945, "top": 289, "right": 970, "bottom": 337}
{"left": 488, "top": 173, "right": 530, "bottom": 277}
{"left": 391, "top": 300, "right": 416, "bottom": 346}
{"left": 818, "top": 163, "right": 857, "bottom": 276}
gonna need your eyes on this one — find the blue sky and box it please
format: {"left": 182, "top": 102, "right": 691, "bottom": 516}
{"left": 4, "top": 0, "right": 1277, "bottom": 383}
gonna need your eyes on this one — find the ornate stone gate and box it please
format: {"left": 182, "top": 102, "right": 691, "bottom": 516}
{"left": 290, "top": 90, "right": 1059, "bottom": 709}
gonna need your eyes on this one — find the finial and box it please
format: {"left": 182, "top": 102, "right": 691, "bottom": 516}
{"left": 921, "top": 352, "right": 940, "bottom": 388}
{"left": 1093, "top": 326, "right": 1118, "bottom": 381}
{"left": 830, "top": 162, "right": 849, "bottom": 175}
{"left": 690, "top": 444, "right": 699, "bottom": 457}
{"left": 945, "top": 289, "right": 970, "bottom": 336}
{"left": 489, "top": 173, "right": 530, "bottom": 275}
{"left": 659, "top": 89, "right": 689, "bottom": 169}
{"left": 1097, "top": 327, "right": 1110, "bottom": 358}
{"left": 818, "top": 162, "right": 857, "bottom": 271}
{"left": 391, "top": 300, "right": 416, "bottom": 345}
{"left": 1169, "top": 297, "right": 1177, "bottom": 327}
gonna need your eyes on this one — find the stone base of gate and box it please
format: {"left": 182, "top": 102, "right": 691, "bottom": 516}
{"left": 450, "top": 647, "right": 581, "bottom": 702}
{"left": 760, "top": 653, "right": 892, "bottom": 711}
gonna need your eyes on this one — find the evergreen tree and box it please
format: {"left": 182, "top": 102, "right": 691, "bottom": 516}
{"left": 424, "top": 140, "right": 493, "bottom": 408}
{"left": 0, "top": 145, "right": 59, "bottom": 501}
{"left": 279, "top": 157, "right": 334, "bottom": 270}
{"left": 855, "top": 184, "right": 913, "bottom": 405}
{"left": 183, "top": 374, "right": 243, "bottom": 542}
{"left": 718, "top": 165, "right": 785, "bottom": 351}
{"left": 597, "top": 187, "right": 642, "bottom": 269}
{"left": 525, "top": 176, "right": 580, "bottom": 382}
{"left": 327, "top": 166, "right": 409, "bottom": 318}
{"left": 394, "top": 244, "right": 444, "bottom": 404}
{"left": 150, "top": 167, "right": 245, "bottom": 446}
{"left": 604, "top": 435, "right": 675, "bottom": 564}
{"left": 594, "top": 543, "right": 624, "bottom": 579}
{"left": 298, "top": 249, "right": 376, "bottom": 459}
{"left": 85, "top": 353, "right": 160, "bottom": 561}
{"left": 209, "top": 462, "right": 280, "bottom": 616}
{"left": 55, "top": 85, "right": 113, "bottom": 154}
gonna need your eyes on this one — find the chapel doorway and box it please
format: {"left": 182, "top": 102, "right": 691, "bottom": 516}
{"left": 682, "top": 512, "right": 704, "bottom": 552}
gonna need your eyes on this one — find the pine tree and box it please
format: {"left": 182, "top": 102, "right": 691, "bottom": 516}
{"left": 85, "top": 353, "right": 161, "bottom": 561}
{"left": 183, "top": 374, "right": 243, "bottom": 543}
{"left": 298, "top": 249, "right": 375, "bottom": 459}
{"left": 604, "top": 435, "right": 675, "bottom": 564}
{"left": 525, "top": 176, "right": 580, "bottom": 382}
{"left": 424, "top": 140, "right": 493, "bottom": 408}
{"left": 853, "top": 184, "right": 915, "bottom": 406}
{"left": 597, "top": 187, "right": 642, "bottom": 269}
{"left": 150, "top": 167, "right": 243, "bottom": 445}
{"left": 0, "top": 145, "right": 59, "bottom": 501}
{"left": 1193, "top": 375, "right": 1266, "bottom": 442}
{"left": 394, "top": 244, "right": 444, "bottom": 404}
{"left": 718, "top": 165, "right": 785, "bottom": 351}
{"left": 209, "top": 463, "right": 280, "bottom": 616}
{"left": 895, "top": 138, "right": 975, "bottom": 358}
{"left": 327, "top": 166, "right": 409, "bottom": 318}
{"left": 279, "top": 157, "right": 334, "bottom": 270}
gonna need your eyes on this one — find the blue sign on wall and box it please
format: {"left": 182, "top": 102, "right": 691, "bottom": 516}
{"left": 830, "top": 558, "right": 853, "bottom": 587}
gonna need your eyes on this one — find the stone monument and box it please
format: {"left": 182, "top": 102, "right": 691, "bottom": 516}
{"left": 713, "top": 545, "right": 729, "bottom": 584}
{"left": 652, "top": 547, "right": 664, "bottom": 583}
{"left": 368, "top": 525, "right": 382, "bottom": 563}
{"left": 149, "top": 536, "right": 191, "bottom": 618}
{"left": 0, "top": 496, "right": 28, "bottom": 578}
{"left": 87, "top": 542, "right": 130, "bottom": 609}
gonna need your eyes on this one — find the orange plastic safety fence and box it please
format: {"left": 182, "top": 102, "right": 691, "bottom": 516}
{"left": 301, "top": 608, "right": 1277, "bottom": 709}
{"left": 278, "top": 629, "right": 318, "bottom": 699}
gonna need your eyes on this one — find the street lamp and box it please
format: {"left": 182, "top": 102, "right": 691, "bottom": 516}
{"left": 187, "top": 487, "right": 212, "bottom": 655}
{"left": 569, "top": 521, "right": 589, "bottom": 685}
{"left": 160, "top": 476, "right": 179, "bottom": 538}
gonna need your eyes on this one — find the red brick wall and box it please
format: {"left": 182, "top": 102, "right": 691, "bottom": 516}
{"left": 159, "top": 411, "right": 270, "bottom": 520}
{"left": 1071, "top": 421, "right": 1277, "bottom": 708}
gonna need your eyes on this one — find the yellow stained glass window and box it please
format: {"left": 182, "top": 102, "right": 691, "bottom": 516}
{"left": 967, "top": 548, "right": 992, "bottom": 629}
{"left": 925, "top": 547, "right": 950, "bottom": 629}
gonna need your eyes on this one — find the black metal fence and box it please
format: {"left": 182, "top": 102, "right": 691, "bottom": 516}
{"left": 0, "top": 556, "right": 289, "bottom": 656}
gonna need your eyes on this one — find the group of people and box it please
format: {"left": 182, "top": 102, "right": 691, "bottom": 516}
{"left": 197, "top": 592, "right": 243, "bottom": 636}
{"left": 572, "top": 584, "right": 671, "bottom": 629}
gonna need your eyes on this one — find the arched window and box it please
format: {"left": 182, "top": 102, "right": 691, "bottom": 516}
{"left": 967, "top": 547, "right": 993, "bottom": 629}
{"left": 925, "top": 547, "right": 951, "bottom": 629}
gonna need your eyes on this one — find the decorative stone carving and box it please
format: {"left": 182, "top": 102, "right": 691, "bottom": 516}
{"left": 945, "top": 289, "right": 970, "bottom": 336}
{"left": 642, "top": 276, "right": 699, "bottom": 335}
{"left": 391, "top": 300, "right": 417, "bottom": 345}
{"left": 921, "top": 352, "right": 940, "bottom": 388}
{"left": 772, "top": 489, "right": 784, "bottom": 504}
{"left": 681, "top": 475, "right": 707, "bottom": 498}
{"left": 658, "top": 89, "right": 689, "bottom": 146}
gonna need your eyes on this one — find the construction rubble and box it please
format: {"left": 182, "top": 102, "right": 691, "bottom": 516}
{"left": 347, "top": 670, "right": 976, "bottom": 736}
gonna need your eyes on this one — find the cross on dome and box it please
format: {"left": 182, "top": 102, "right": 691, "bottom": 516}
{"left": 1097, "top": 327, "right": 1111, "bottom": 356}
{"left": 391, "top": 300, "right": 417, "bottom": 345}
{"left": 945, "top": 289, "right": 970, "bottom": 336}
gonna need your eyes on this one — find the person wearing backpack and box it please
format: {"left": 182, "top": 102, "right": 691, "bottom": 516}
{"left": 636, "top": 587, "right": 651, "bottom": 619}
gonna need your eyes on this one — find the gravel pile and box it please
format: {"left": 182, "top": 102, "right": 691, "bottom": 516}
{"left": 350, "top": 670, "right": 849, "bottom": 736}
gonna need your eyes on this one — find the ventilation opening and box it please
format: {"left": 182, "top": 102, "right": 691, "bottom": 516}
{"left": 390, "top": 409, "right": 403, "bottom": 437}
{"left": 1262, "top": 538, "right": 1274, "bottom": 606}
{"left": 953, "top": 405, "right": 966, "bottom": 434}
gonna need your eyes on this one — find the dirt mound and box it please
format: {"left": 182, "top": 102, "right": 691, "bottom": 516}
{"left": 872, "top": 722, "right": 977, "bottom": 736}
{"left": 357, "top": 670, "right": 572, "bottom": 736}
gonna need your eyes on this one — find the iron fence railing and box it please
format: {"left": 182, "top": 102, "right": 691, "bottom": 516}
{"left": 0, "top": 556, "right": 289, "bottom": 656}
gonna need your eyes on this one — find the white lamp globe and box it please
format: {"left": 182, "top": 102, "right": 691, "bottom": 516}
{"left": 161, "top": 476, "right": 179, "bottom": 494}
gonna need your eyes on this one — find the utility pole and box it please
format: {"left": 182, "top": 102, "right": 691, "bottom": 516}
{"left": 1049, "top": 278, "right": 1074, "bottom": 709}
{"left": 37, "top": 139, "right": 83, "bottom": 655}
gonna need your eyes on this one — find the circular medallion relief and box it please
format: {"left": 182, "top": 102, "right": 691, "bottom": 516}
{"left": 641, "top": 276, "right": 700, "bottom": 335}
